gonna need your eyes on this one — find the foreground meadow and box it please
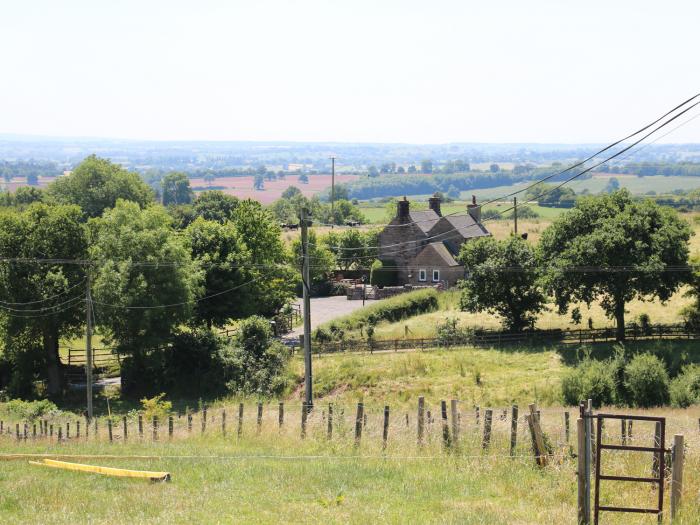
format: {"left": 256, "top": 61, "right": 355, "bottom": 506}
{"left": 1, "top": 344, "right": 699, "bottom": 523}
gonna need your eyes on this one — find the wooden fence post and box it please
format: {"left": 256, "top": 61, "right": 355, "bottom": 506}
{"left": 564, "top": 411, "right": 570, "bottom": 443}
{"left": 201, "top": 407, "right": 207, "bottom": 434}
{"left": 238, "top": 403, "right": 244, "bottom": 438}
{"left": 278, "top": 402, "right": 284, "bottom": 429}
{"left": 527, "top": 404, "right": 548, "bottom": 467}
{"left": 621, "top": 418, "right": 627, "bottom": 445}
{"left": 475, "top": 405, "right": 480, "bottom": 426}
{"left": 108, "top": 419, "right": 113, "bottom": 442}
{"left": 57, "top": 427, "right": 62, "bottom": 442}
{"left": 627, "top": 420, "right": 632, "bottom": 442}
{"left": 382, "top": 405, "right": 390, "bottom": 450}
{"left": 33, "top": 423, "right": 37, "bottom": 439}
{"left": 152, "top": 416, "right": 158, "bottom": 441}
{"left": 138, "top": 414, "right": 143, "bottom": 437}
{"left": 221, "top": 410, "right": 226, "bottom": 436}
{"left": 441, "top": 400, "right": 451, "bottom": 448}
{"left": 122, "top": 416, "right": 127, "bottom": 441}
{"left": 510, "top": 405, "right": 519, "bottom": 456}
{"left": 327, "top": 403, "right": 333, "bottom": 440}
{"left": 301, "top": 402, "right": 308, "bottom": 439}
{"left": 577, "top": 417, "right": 590, "bottom": 525}
{"left": 482, "top": 409, "right": 493, "bottom": 450}
{"left": 257, "top": 403, "right": 263, "bottom": 435}
{"left": 50, "top": 424, "right": 53, "bottom": 438}
{"left": 65, "top": 422, "right": 69, "bottom": 440}
{"left": 450, "top": 400, "right": 459, "bottom": 444}
{"left": 77, "top": 420, "right": 81, "bottom": 439}
{"left": 417, "top": 396, "right": 425, "bottom": 446}
{"left": 670, "top": 434, "right": 685, "bottom": 520}
{"left": 187, "top": 412, "right": 192, "bottom": 433}
{"left": 168, "top": 415, "right": 174, "bottom": 439}
{"left": 354, "top": 402, "right": 364, "bottom": 446}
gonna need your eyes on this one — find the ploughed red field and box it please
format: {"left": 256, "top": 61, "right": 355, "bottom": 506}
{"left": 189, "top": 173, "right": 361, "bottom": 204}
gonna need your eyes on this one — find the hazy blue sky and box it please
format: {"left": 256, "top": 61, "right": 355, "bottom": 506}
{"left": 1, "top": 0, "right": 698, "bottom": 143}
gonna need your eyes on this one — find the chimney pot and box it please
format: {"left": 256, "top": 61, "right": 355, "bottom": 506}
{"left": 428, "top": 195, "right": 442, "bottom": 216}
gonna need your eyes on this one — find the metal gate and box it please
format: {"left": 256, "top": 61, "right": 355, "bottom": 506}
{"left": 593, "top": 413, "right": 667, "bottom": 523}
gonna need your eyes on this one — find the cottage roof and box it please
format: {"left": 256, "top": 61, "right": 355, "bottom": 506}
{"left": 413, "top": 241, "right": 461, "bottom": 267}
{"left": 408, "top": 210, "right": 441, "bottom": 234}
{"left": 437, "top": 213, "right": 491, "bottom": 239}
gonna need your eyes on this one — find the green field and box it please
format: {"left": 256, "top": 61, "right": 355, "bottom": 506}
{"left": 1, "top": 343, "right": 699, "bottom": 524}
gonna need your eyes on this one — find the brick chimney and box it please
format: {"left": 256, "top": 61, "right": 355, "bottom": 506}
{"left": 397, "top": 196, "right": 410, "bottom": 221}
{"left": 467, "top": 194, "right": 481, "bottom": 223}
{"left": 428, "top": 194, "right": 442, "bottom": 216}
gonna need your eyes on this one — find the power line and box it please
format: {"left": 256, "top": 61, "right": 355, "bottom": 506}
{"left": 317, "top": 92, "right": 700, "bottom": 234}
{"left": 0, "top": 278, "right": 86, "bottom": 306}
{"left": 311, "top": 97, "right": 700, "bottom": 256}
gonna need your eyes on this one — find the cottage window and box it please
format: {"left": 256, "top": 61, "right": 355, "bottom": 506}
{"left": 432, "top": 269, "right": 440, "bottom": 282}
{"left": 418, "top": 269, "right": 427, "bottom": 282}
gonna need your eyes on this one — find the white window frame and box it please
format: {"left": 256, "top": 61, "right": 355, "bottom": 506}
{"left": 418, "top": 269, "right": 427, "bottom": 282}
{"left": 432, "top": 269, "right": 440, "bottom": 282}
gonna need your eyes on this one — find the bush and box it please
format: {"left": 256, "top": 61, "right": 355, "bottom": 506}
{"left": 670, "top": 365, "right": 700, "bottom": 408}
{"left": 436, "top": 317, "right": 472, "bottom": 346}
{"left": 316, "top": 288, "right": 439, "bottom": 336}
{"left": 561, "top": 359, "right": 616, "bottom": 408}
{"left": 2, "top": 399, "right": 59, "bottom": 420}
{"left": 227, "top": 316, "right": 291, "bottom": 396}
{"left": 370, "top": 259, "right": 398, "bottom": 287}
{"left": 121, "top": 322, "right": 291, "bottom": 399}
{"left": 140, "top": 393, "right": 172, "bottom": 421}
{"left": 624, "top": 354, "right": 670, "bottom": 407}
{"left": 506, "top": 207, "right": 539, "bottom": 219}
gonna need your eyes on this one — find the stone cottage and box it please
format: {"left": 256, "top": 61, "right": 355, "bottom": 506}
{"left": 377, "top": 195, "right": 490, "bottom": 287}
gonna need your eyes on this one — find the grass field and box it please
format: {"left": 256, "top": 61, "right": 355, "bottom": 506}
{"left": 1, "top": 342, "right": 699, "bottom": 524}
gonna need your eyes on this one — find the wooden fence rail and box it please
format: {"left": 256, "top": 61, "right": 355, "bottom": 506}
{"left": 296, "top": 324, "right": 699, "bottom": 355}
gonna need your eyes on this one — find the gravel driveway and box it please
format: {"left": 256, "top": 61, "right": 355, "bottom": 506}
{"left": 285, "top": 295, "right": 369, "bottom": 340}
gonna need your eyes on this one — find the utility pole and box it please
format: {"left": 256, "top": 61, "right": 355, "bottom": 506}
{"left": 300, "top": 207, "right": 313, "bottom": 409}
{"left": 85, "top": 268, "right": 93, "bottom": 419}
{"left": 513, "top": 196, "right": 518, "bottom": 235}
{"left": 329, "top": 156, "right": 336, "bottom": 228}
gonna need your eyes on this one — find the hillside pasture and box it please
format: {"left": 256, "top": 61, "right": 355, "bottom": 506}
{"left": 1, "top": 342, "right": 699, "bottom": 524}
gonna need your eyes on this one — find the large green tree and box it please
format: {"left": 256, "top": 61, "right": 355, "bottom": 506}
{"left": 48, "top": 155, "right": 154, "bottom": 218}
{"left": 539, "top": 190, "right": 692, "bottom": 341}
{"left": 88, "top": 200, "right": 202, "bottom": 355}
{"left": 184, "top": 217, "right": 253, "bottom": 328}
{"left": 161, "top": 172, "right": 194, "bottom": 206}
{"left": 459, "top": 235, "right": 545, "bottom": 331}
{"left": 0, "top": 204, "right": 87, "bottom": 397}
{"left": 231, "top": 200, "right": 295, "bottom": 315}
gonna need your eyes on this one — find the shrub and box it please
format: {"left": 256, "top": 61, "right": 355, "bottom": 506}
{"left": 638, "top": 313, "right": 652, "bottom": 335}
{"left": 624, "top": 354, "right": 670, "bottom": 407}
{"left": 436, "top": 317, "right": 472, "bottom": 346}
{"left": 670, "top": 365, "right": 700, "bottom": 408}
{"left": 370, "top": 259, "right": 398, "bottom": 287}
{"left": 561, "top": 359, "right": 616, "bottom": 408}
{"left": 140, "top": 393, "right": 172, "bottom": 421}
{"left": 227, "top": 316, "right": 291, "bottom": 396}
{"left": 121, "top": 322, "right": 291, "bottom": 399}
{"left": 2, "top": 399, "right": 59, "bottom": 420}
{"left": 318, "top": 289, "right": 439, "bottom": 338}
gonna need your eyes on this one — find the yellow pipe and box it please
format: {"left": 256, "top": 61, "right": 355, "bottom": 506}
{"left": 29, "top": 459, "right": 170, "bottom": 482}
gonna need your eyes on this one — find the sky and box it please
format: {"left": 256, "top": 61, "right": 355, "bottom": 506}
{"left": 1, "top": 0, "right": 699, "bottom": 144}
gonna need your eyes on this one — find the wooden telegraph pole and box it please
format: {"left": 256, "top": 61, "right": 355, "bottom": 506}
{"left": 329, "top": 156, "right": 336, "bottom": 228}
{"left": 85, "top": 267, "right": 94, "bottom": 419}
{"left": 300, "top": 207, "right": 313, "bottom": 409}
{"left": 513, "top": 196, "right": 518, "bottom": 234}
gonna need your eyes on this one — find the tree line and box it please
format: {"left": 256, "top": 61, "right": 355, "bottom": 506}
{"left": 0, "top": 156, "right": 296, "bottom": 400}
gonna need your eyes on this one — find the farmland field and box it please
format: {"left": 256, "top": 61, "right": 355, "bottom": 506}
{"left": 189, "top": 173, "right": 361, "bottom": 204}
